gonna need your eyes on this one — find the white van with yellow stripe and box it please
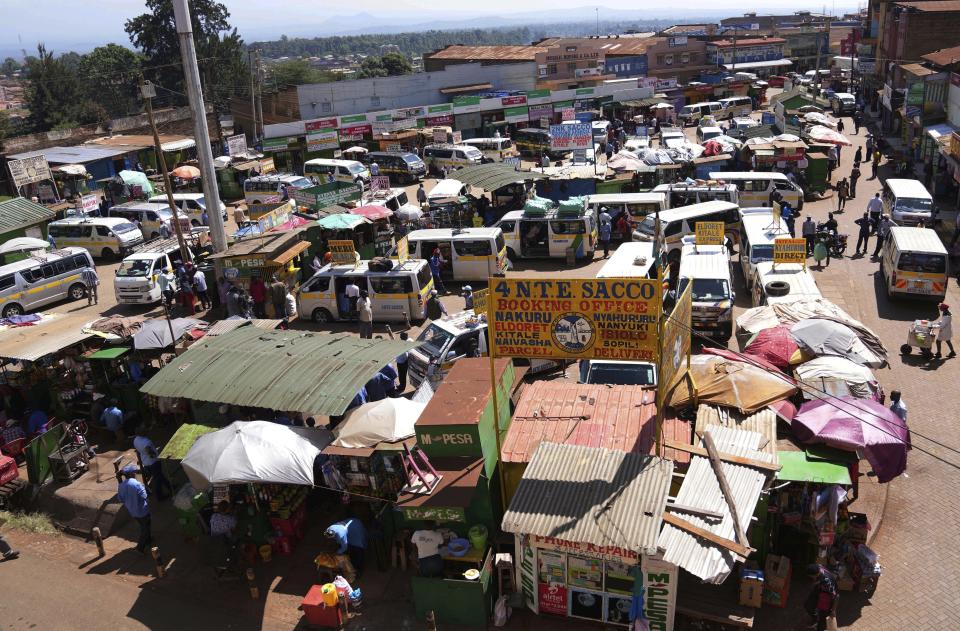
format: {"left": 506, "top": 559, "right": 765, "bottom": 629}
{"left": 406, "top": 228, "right": 509, "bottom": 282}
{"left": 881, "top": 227, "right": 948, "bottom": 301}
{"left": 297, "top": 259, "right": 434, "bottom": 323}
{"left": 48, "top": 217, "right": 144, "bottom": 260}
{"left": 0, "top": 247, "right": 95, "bottom": 317}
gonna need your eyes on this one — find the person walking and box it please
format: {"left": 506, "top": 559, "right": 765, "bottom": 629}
{"left": 423, "top": 289, "right": 447, "bottom": 321}
{"left": 849, "top": 164, "right": 861, "bottom": 198}
{"left": 781, "top": 202, "right": 796, "bottom": 237}
{"left": 117, "top": 465, "right": 152, "bottom": 554}
{"left": 854, "top": 146, "right": 863, "bottom": 165}
{"left": 836, "top": 178, "right": 849, "bottom": 211}
{"left": 80, "top": 267, "right": 100, "bottom": 306}
{"left": 853, "top": 111, "right": 862, "bottom": 135}
{"left": 133, "top": 432, "right": 172, "bottom": 501}
{"left": 873, "top": 214, "right": 895, "bottom": 258}
{"left": 461, "top": 285, "right": 474, "bottom": 310}
{"left": 889, "top": 390, "right": 908, "bottom": 423}
{"left": 599, "top": 218, "right": 612, "bottom": 258}
{"left": 249, "top": 275, "right": 267, "bottom": 318}
{"left": 192, "top": 267, "right": 210, "bottom": 310}
{"left": 802, "top": 216, "right": 817, "bottom": 255}
{"left": 866, "top": 192, "right": 884, "bottom": 229}
{"left": 871, "top": 149, "right": 881, "bottom": 179}
{"left": 934, "top": 303, "right": 956, "bottom": 359}
{"left": 345, "top": 279, "right": 360, "bottom": 321}
{"left": 357, "top": 289, "right": 373, "bottom": 339}
{"left": 395, "top": 332, "right": 409, "bottom": 393}
{"left": 805, "top": 563, "right": 838, "bottom": 631}
{"left": 837, "top": 119, "right": 845, "bottom": 134}
{"left": 269, "top": 274, "right": 286, "bottom": 319}
{"left": 865, "top": 135, "right": 874, "bottom": 158}
{"left": 416, "top": 183, "right": 427, "bottom": 208}
{"left": 429, "top": 248, "right": 446, "bottom": 293}
{"left": 854, "top": 212, "right": 872, "bottom": 255}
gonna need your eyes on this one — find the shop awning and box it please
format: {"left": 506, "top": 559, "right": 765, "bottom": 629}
{"left": 0, "top": 197, "right": 56, "bottom": 234}
{"left": 619, "top": 97, "right": 669, "bottom": 108}
{"left": 270, "top": 240, "right": 312, "bottom": 266}
{"left": 160, "top": 138, "right": 196, "bottom": 152}
{"left": 777, "top": 450, "right": 852, "bottom": 485}
{"left": 396, "top": 456, "right": 485, "bottom": 519}
{"left": 204, "top": 318, "right": 282, "bottom": 337}
{"left": 723, "top": 59, "right": 793, "bottom": 70}
{"left": 350, "top": 205, "right": 393, "bottom": 221}
{"left": 446, "top": 163, "right": 548, "bottom": 192}
{"left": 140, "top": 328, "right": 417, "bottom": 416}
{"left": 0, "top": 314, "right": 95, "bottom": 362}
{"left": 502, "top": 442, "right": 673, "bottom": 557}
{"left": 926, "top": 122, "right": 958, "bottom": 142}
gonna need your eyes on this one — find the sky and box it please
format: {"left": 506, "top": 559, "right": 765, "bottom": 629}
{"left": 0, "top": 0, "right": 861, "bottom": 57}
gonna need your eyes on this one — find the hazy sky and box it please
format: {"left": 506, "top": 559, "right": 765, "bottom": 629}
{"left": 0, "top": 0, "right": 859, "bottom": 56}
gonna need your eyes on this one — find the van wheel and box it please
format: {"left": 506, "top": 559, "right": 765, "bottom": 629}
{"left": 312, "top": 308, "right": 332, "bottom": 324}
{"left": 68, "top": 283, "right": 86, "bottom": 301}
{"left": 101, "top": 248, "right": 115, "bottom": 261}
{"left": 765, "top": 280, "right": 790, "bottom": 297}
{"left": 2, "top": 303, "right": 23, "bottom": 318}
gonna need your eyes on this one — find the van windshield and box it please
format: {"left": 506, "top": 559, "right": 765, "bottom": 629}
{"left": 680, "top": 277, "right": 731, "bottom": 301}
{"left": 416, "top": 324, "right": 454, "bottom": 357}
{"left": 117, "top": 259, "right": 153, "bottom": 277}
{"left": 463, "top": 148, "right": 483, "bottom": 160}
{"left": 894, "top": 197, "right": 932, "bottom": 212}
{"left": 113, "top": 222, "right": 139, "bottom": 234}
{"left": 898, "top": 252, "right": 946, "bottom": 274}
{"left": 638, "top": 216, "right": 657, "bottom": 236}
{"left": 348, "top": 163, "right": 367, "bottom": 175}
{"left": 750, "top": 244, "right": 774, "bottom": 263}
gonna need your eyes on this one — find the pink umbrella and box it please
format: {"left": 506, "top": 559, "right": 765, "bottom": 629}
{"left": 744, "top": 325, "right": 798, "bottom": 371}
{"left": 792, "top": 396, "right": 910, "bottom": 483}
{"left": 350, "top": 205, "right": 393, "bottom": 221}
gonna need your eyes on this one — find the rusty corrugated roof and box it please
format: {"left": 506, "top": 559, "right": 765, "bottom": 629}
{"left": 895, "top": 0, "right": 960, "bottom": 10}
{"left": 426, "top": 45, "right": 547, "bottom": 61}
{"left": 140, "top": 328, "right": 415, "bottom": 416}
{"left": 502, "top": 442, "right": 673, "bottom": 556}
{"left": 921, "top": 44, "right": 960, "bottom": 67}
{"left": 417, "top": 358, "right": 513, "bottom": 427}
{"left": 695, "top": 404, "right": 779, "bottom": 462}
{"left": 503, "top": 381, "right": 690, "bottom": 464}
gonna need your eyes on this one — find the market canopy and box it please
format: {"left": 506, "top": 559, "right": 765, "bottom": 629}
{"left": 140, "top": 328, "right": 416, "bottom": 416}
{"left": 776, "top": 450, "right": 853, "bottom": 485}
{"left": 445, "top": 162, "right": 547, "bottom": 192}
{"left": 132, "top": 317, "right": 203, "bottom": 350}
{"left": 316, "top": 213, "right": 371, "bottom": 231}
{"left": 0, "top": 237, "right": 50, "bottom": 255}
{"left": 669, "top": 354, "right": 798, "bottom": 414}
{"left": 350, "top": 205, "right": 393, "bottom": 221}
{"left": 331, "top": 398, "right": 425, "bottom": 449}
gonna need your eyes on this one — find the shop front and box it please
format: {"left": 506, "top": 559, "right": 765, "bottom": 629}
{"left": 210, "top": 230, "right": 311, "bottom": 300}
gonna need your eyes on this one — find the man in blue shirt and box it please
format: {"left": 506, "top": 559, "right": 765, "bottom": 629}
{"left": 100, "top": 400, "right": 124, "bottom": 437}
{"left": 325, "top": 518, "right": 367, "bottom": 576}
{"left": 117, "top": 466, "right": 152, "bottom": 553}
{"left": 364, "top": 365, "right": 398, "bottom": 402}
{"left": 26, "top": 409, "right": 49, "bottom": 436}
{"left": 428, "top": 249, "right": 446, "bottom": 293}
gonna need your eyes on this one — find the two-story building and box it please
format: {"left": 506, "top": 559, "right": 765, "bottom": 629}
{"left": 706, "top": 37, "right": 790, "bottom": 76}
{"left": 531, "top": 39, "right": 615, "bottom": 89}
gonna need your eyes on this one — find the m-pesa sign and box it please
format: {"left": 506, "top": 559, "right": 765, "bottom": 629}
{"left": 418, "top": 431, "right": 474, "bottom": 446}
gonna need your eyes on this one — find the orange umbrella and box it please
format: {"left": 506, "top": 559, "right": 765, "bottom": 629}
{"left": 171, "top": 165, "right": 201, "bottom": 180}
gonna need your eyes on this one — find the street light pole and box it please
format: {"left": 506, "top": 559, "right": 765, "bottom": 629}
{"left": 172, "top": 0, "right": 227, "bottom": 254}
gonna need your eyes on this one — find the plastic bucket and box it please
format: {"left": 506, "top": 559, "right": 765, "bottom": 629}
{"left": 468, "top": 524, "right": 488, "bottom": 551}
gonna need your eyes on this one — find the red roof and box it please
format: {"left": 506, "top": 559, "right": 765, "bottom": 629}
{"left": 711, "top": 38, "right": 785, "bottom": 48}
{"left": 501, "top": 381, "right": 691, "bottom": 464}
{"left": 349, "top": 205, "right": 393, "bottom": 220}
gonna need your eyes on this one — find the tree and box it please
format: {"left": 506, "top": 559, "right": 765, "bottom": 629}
{"left": 124, "top": 0, "right": 247, "bottom": 110}
{"left": 1, "top": 58, "right": 19, "bottom": 77}
{"left": 380, "top": 52, "right": 413, "bottom": 76}
{"left": 78, "top": 44, "right": 143, "bottom": 119}
{"left": 0, "top": 111, "right": 10, "bottom": 140}
{"left": 269, "top": 58, "right": 328, "bottom": 87}
{"left": 24, "top": 45, "right": 100, "bottom": 131}
{"left": 356, "top": 57, "right": 386, "bottom": 79}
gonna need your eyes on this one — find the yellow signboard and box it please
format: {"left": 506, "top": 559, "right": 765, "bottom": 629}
{"left": 773, "top": 238, "right": 807, "bottom": 266}
{"left": 329, "top": 240, "right": 357, "bottom": 265}
{"left": 694, "top": 221, "right": 725, "bottom": 246}
{"left": 396, "top": 236, "right": 409, "bottom": 263}
{"left": 488, "top": 277, "right": 661, "bottom": 361}
{"left": 472, "top": 288, "right": 488, "bottom": 315}
{"left": 658, "top": 283, "right": 692, "bottom": 396}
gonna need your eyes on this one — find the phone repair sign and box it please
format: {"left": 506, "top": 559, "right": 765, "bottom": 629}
{"left": 489, "top": 278, "right": 661, "bottom": 361}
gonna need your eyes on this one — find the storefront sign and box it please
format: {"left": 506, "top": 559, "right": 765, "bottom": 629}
{"left": 490, "top": 278, "right": 660, "bottom": 360}
{"left": 575, "top": 88, "right": 595, "bottom": 96}
{"left": 657, "top": 78, "right": 678, "bottom": 90}
{"left": 7, "top": 155, "right": 52, "bottom": 189}
{"left": 329, "top": 240, "right": 358, "bottom": 265}
{"left": 658, "top": 283, "right": 691, "bottom": 395}
{"left": 549, "top": 123, "right": 592, "bottom": 150}
{"left": 226, "top": 133, "right": 248, "bottom": 157}
{"left": 518, "top": 535, "right": 538, "bottom": 613}
{"left": 401, "top": 506, "right": 465, "bottom": 522}
{"left": 532, "top": 535, "right": 640, "bottom": 563}
{"left": 529, "top": 104, "right": 554, "bottom": 122}
{"left": 694, "top": 221, "right": 724, "bottom": 246}
{"left": 641, "top": 556, "right": 678, "bottom": 631}
{"left": 339, "top": 114, "right": 369, "bottom": 126}
{"left": 307, "top": 129, "right": 339, "bottom": 151}
{"left": 526, "top": 89, "right": 552, "bottom": 104}
{"left": 386, "top": 143, "right": 402, "bottom": 152}
{"left": 256, "top": 201, "right": 293, "bottom": 234}
{"left": 222, "top": 256, "right": 266, "bottom": 270}
{"left": 453, "top": 95, "right": 482, "bottom": 114}
{"left": 371, "top": 176, "right": 391, "bottom": 192}
{"left": 504, "top": 106, "right": 530, "bottom": 123}
{"left": 77, "top": 194, "right": 99, "bottom": 215}
{"left": 502, "top": 95, "right": 527, "bottom": 106}
{"left": 538, "top": 583, "right": 568, "bottom": 615}
{"left": 907, "top": 81, "right": 924, "bottom": 107}
{"left": 305, "top": 117, "right": 338, "bottom": 132}
{"left": 339, "top": 124, "right": 372, "bottom": 142}
{"left": 262, "top": 136, "right": 295, "bottom": 152}
{"left": 417, "top": 430, "right": 474, "bottom": 446}
{"left": 773, "top": 238, "right": 807, "bottom": 266}
{"left": 396, "top": 236, "right": 409, "bottom": 263}
{"left": 426, "top": 114, "right": 454, "bottom": 126}
{"left": 472, "top": 288, "right": 488, "bottom": 314}
{"left": 293, "top": 181, "right": 362, "bottom": 210}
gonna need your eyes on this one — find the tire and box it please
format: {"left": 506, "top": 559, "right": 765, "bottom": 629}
{"left": 101, "top": 248, "right": 115, "bottom": 261}
{"left": 312, "top": 308, "right": 332, "bottom": 324}
{"left": 900, "top": 344, "right": 912, "bottom": 355}
{"left": 2, "top": 303, "right": 22, "bottom": 318}
{"left": 68, "top": 283, "right": 86, "bottom": 301}
{"left": 765, "top": 280, "right": 790, "bottom": 297}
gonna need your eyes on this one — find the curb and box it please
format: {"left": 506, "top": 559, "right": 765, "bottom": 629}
{"left": 865, "top": 473, "right": 889, "bottom": 547}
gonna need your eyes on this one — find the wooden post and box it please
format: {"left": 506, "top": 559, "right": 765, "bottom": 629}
{"left": 91, "top": 527, "right": 105, "bottom": 557}
{"left": 703, "top": 431, "right": 748, "bottom": 548}
{"left": 150, "top": 546, "right": 166, "bottom": 578}
{"left": 426, "top": 610, "right": 438, "bottom": 631}
{"left": 246, "top": 567, "right": 259, "bottom": 599}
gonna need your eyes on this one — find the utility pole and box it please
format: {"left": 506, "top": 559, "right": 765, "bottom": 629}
{"left": 255, "top": 50, "right": 264, "bottom": 142}
{"left": 172, "top": 0, "right": 227, "bottom": 253}
{"left": 248, "top": 50, "right": 257, "bottom": 144}
{"left": 140, "top": 78, "right": 190, "bottom": 264}
{"left": 731, "top": 26, "right": 738, "bottom": 75}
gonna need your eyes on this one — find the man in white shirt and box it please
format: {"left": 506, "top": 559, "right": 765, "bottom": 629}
{"left": 192, "top": 267, "right": 210, "bottom": 310}
{"left": 133, "top": 432, "right": 172, "bottom": 500}
{"left": 866, "top": 192, "right": 883, "bottom": 230}
{"left": 889, "top": 390, "right": 907, "bottom": 423}
{"left": 345, "top": 280, "right": 360, "bottom": 321}
{"left": 411, "top": 523, "right": 444, "bottom": 577}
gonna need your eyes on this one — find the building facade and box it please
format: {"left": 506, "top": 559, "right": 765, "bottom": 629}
{"left": 706, "top": 37, "right": 786, "bottom": 66}
{"left": 646, "top": 37, "right": 710, "bottom": 82}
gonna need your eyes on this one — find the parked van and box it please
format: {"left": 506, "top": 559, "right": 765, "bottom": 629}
{"left": 709, "top": 171, "right": 804, "bottom": 210}
{"left": 586, "top": 193, "right": 667, "bottom": 224}
{"left": 461, "top": 137, "right": 513, "bottom": 153}
{"left": 303, "top": 158, "right": 371, "bottom": 187}
{"left": 592, "top": 120, "right": 612, "bottom": 142}
{"left": 513, "top": 128, "right": 557, "bottom": 158}
{"left": 678, "top": 237, "right": 735, "bottom": 341}
{"left": 109, "top": 202, "right": 174, "bottom": 240}
{"left": 243, "top": 173, "right": 314, "bottom": 205}
{"left": 297, "top": 259, "right": 433, "bottom": 323}
{"left": 696, "top": 126, "right": 724, "bottom": 144}
{"left": 739, "top": 208, "right": 791, "bottom": 289}
{"left": 652, "top": 183, "right": 739, "bottom": 209}
{"left": 427, "top": 179, "right": 469, "bottom": 204}
{"left": 880, "top": 227, "right": 948, "bottom": 301}
{"left": 0, "top": 247, "right": 95, "bottom": 317}
{"left": 659, "top": 127, "right": 686, "bottom": 149}
{"left": 750, "top": 261, "right": 822, "bottom": 307}
{"left": 730, "top": 117, "right": 760, "bottom": 136}
{"left": 360, "top": 187, "right": 422, "bottom": 217}
{"left": 882, "top": 178, "right": 933, "bottom": 225}
{"left": 407, "top": 310, "right": 489, "bottom": 388}
{"left": 830, "top": 92, "right": 857, "bottom": 115}
{"left": 634, "top": 200, "right": 741, "bottom": 261}
{"left": 365, "top": 152, "right": 427, "bottom": 184}
{"left": 422, "top": 144, "right": 483, "bottom": 175}
{"left": 596, "top": 241, "right": 659, "bottom": 280}
{"left": 406, "top": 228, "right": 508, "bottom": 282}
{"left": 114, "top": 236, "right": 199, "bottom": 305}
{"left": 48, "top": 217, "right": 144, "bottom": 259}
{"left": 147, "top": 193, "right": 227, "bottom": 226}
{"left": 678, "top": 101, "right": 722, "bottom": 126}
{"left": 718, "top": 96, "right": 753, "bottom": 119}
{"left": 496, "top": 204, "right": 597, "bottom": 261}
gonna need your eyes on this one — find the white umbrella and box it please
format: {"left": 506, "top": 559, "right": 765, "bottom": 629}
{"left": 774, "top": 133, "right": 802, "bottom": 142}
{"left": 650, "top": 102, "right": 674, "bottom": 110}
{"left": 807, "top": 125, "right": 852, "bottom": 146}
{"left": 803, "top": 112, "right": 837, "bottom": 128}
{"left": 343, "top": 146, "right": 368, "bottom": 154}
{"left": 182, "top": 420, "right": 333, "bottom": 488}
{"left": 395, "top": 205, "right": 423, "bottom": 221}
{"left": 0, "top": 237, "right": 51, "bottom": 255}
{"left": 333, "top": 398, "right": 426, "bottom": 448}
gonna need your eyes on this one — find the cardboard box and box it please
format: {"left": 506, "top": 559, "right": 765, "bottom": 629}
{"left": 763, "top": 579, "right": 790, "bottom": 608}
{"left": 740, "top": 578, "right": 764, "bottom": 608}
{"left": 764, "top": 554, "right": 792, "bottom": 591}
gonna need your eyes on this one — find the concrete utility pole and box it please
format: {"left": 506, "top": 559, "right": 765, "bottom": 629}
{"left": 255, "top": 50, "right": 264, "bottom": 141}
{"left": 172, "top": 0, "right": 227, "bottom": 253}
{"left": 248, "top": 50, "right": 257, "bottom": 144}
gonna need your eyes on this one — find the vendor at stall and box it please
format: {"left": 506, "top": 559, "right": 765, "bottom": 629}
{"left": 210, "top": 500, "right": 238, "bottom": 541}
{"left": 324, "top": 518, "right": 367, "bottom": 577}
{"left": 411, "top": 522, "right": 444, "bottom": 577}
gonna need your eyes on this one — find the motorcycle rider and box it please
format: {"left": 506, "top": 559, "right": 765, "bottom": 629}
{"left": 822, "top": 212, "right": 838, "bottom": 234}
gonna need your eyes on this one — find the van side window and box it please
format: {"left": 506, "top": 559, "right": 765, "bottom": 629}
{"left": 371, "top": 276, "right": 413, "bottom": 294}
{"left": 73, "top": 254, "right": 89, "bottom": 269}
{"left": 303, "top": 276, "right": 330, "bottom": 292}
{"left": 21, "top": 267, "right": 42, "bottom": 283}
{"left": 775, "top": 180, "right": 794, "bottom": 190}
{"left": 744, "top": 180, "right": 769, "bottom": 192}
{"left": 665, "top": 221, "right": 683, "bottom": 237}
{"left": 498, "top": 221, "right": 516, "bottom": 233}
{"left": 53, "top": 260, "right": 67, "bottom": 275}
{"left": 41, "top": 264, "right": 56, "bottom": 279}
{"left": 0, "top": 274, "right": 15, "bottom": 291}
{"left": 552, "top": 221, "right": 586, "bottom": 235}
{"left": 454, "top": 240, "right": 493, "bottom": 256}
{"left": 96, "top": 226, "right": 111, "bottom": 237}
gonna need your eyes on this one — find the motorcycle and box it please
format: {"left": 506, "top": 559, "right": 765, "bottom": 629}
{"left": 816, "top": 225, "right": 848, "bottom": 257}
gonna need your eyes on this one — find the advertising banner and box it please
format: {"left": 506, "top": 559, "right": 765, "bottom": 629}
{"left": 77, "top": 194, "right": 99, "bottom": 215}
{"left": 529, "top": 104, "right": 554, "bottom": 122}
{"left": 537, "top": 583, "right": 567, "bottom": 616}
{"left": 329, "top": 240, "right": 358, "bottom": 265}
{"left": 658, "top": 283, "right": 691, "bottom": 395}
{"left": 305, "top": 117, "right": 338, "bottom": 132}
{"left": 641, "top": 556, "right": 678, "bottom": 631}
{"left": 694, "top": 221, "right": 725, "bottom": 246}
{"left": 452, "top": 131, "right": 462, "bottom": 144}
{"left": 395, "top": 236, "right": 409, "bottom": 263}
{"left": 549, "top": 123, "right": 592, "bottom": 150}
{"left": 262, "top": 137, "right": 295, "bottom": 152}
{"left": 426, "top": 114, "right": 454, "bottom": 126}
{"left": 502, "top": 95, "right": 527, "bottom": 106}
{"left": 489, "top": 278, "right": 661, "bottom": 361}
{"left": 773, "top": 238, "right": 807, "bottom": 266}
{"left": 471, "top": 288, "right": 488, "bottom": 314}
{"left": 453, "top": 95, "right": 482, "bottom": 113}
{"left": 226, "top": 134, "right": 248, "bottom": 157}
{"left": 7, "top": 155, "right": 52, "bottom": 189}
{"left": 339, "top": 124, "right": 371, "bottom": 142}
{"left": 504, "top": 106, "right": 530, "bottom": 123}
{"left": 371, "top": 176, "right": 391, "bottom": 192}
{"left": 293, "top": 181, "right": 362, "bottom": 210}
{"left": 338, "top": 113, "right": 369, "bottom": 126}
{"left": 306, "top": 129, "right": 339, "bottom": 151}
{"left": 526, "top": 89, "right": 552, "bottom": 104}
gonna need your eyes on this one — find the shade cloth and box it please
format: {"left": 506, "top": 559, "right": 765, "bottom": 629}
{"left": 317, "top": 214, "right": 370, "bottom": 231}
{"left": 807, "top": 124, "right": 851, "bottom": 145}
{"left": 668, "top": 355, "right": 798, "bottom": 414}
{"left": 350, "top": 205, "right": 393, "bottom": 221}
{"left": 132, "top": 317, "right": 202, "bottom": 350}
{"left": 790, "top": 319, "right": 885, "bottom": 368}
{"left": 171, "top": 165, "right": 201, "bottom": 180}
{"left": 0, "top": 237, "right": 51, "bottom": 254}
{"left": 794, "top": 355, "right": 880, "bottom": 400}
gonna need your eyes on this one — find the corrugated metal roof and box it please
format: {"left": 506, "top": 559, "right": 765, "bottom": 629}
{"left": 0, "top": 314, "right": 95, "bottom": 361}
{"left": 921, "top": 44, "right": 960, "bottom": 67}
{"left": 427, "top": 45, "right": 547, "bottom": 61}
{"left": 140, "top": 328, "right": 415, "bottom": 416}
{"left": 204, "top": 318, "right": 282, "bottom": 337}
{"left": 7, "top": 145, "right": 136, "bottom": 163}
{"left": 446, "top": 163, "right": 547, "bottom": 192}
{"left": 503, "top": 381, "right": 691, "bottom": 464}
{"left": 502, "top": 442, "right": 673, "bottom": 556}
{"left": 0, "top": 197, "right": 56, "bottom": 234}
{"left": 657, "top": 426, "right": 774, "bottom": 584}
{"left": 695, "top": 404, "right": 779, "bottom": 462}
{"left": 710, "top": 38, "right": 786, "bottom": 47}
{"left": 895, "top": 0, "right": 960, "bottom": 11}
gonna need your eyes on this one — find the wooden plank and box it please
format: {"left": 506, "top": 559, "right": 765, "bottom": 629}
{"left": 664, "top": 439, "right": 781, "bottom": 472}
{"left": 703, "top": 431, "right": 749, "bottom": 548}
{"left": 662, "top": 511, "right": 753, "bottom": 558}
{"left": 666, "top": 502, "right": 724, "bottom": 521}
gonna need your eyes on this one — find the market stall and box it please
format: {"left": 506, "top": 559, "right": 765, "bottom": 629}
{"left": 348, "top": 205, "right": 395, "bottom": 258}
{"left": 304, "top": 214, "right": 373, "bottom": 263}
{"left": 209, "top": 229, "right": 311, "bottom": 303}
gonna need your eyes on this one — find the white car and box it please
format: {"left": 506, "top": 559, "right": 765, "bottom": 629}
{"left": 578, "top": 360, "right": 658, "bottom": 386}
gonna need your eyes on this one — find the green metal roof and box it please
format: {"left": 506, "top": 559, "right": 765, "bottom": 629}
{"left": 0, "top": 197, "right": 56, "bottom": 235}
{"left": 159, "top": 422, "right": 219, "bottom": 460}
{"left": 140, "top": 327, "right": 416, "bottom": 416}
{"left": 776, "top": 450, "right": 852, "bottom": 485}
{"left": 446, "top": 163, "right": 547, "bottom": 192}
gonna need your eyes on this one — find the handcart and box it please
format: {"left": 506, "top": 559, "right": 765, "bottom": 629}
{"left": 900, "top": 319, "right": 936, "bottom": 358}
